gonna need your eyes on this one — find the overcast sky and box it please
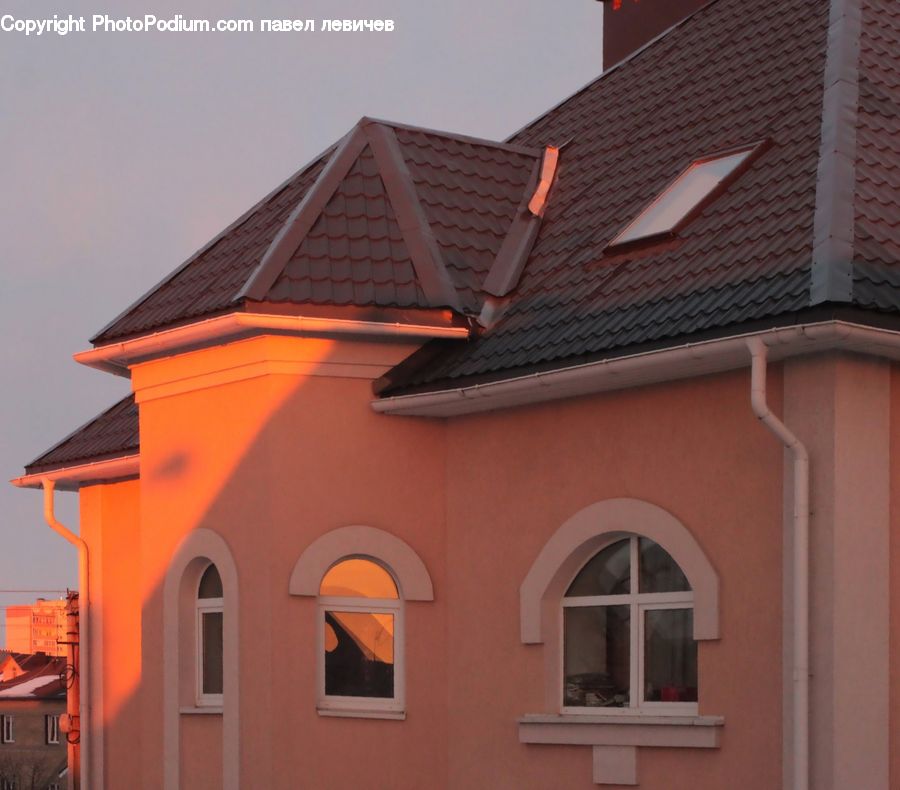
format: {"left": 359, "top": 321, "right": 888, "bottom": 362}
{"left": 0, "top": 0, "right": 603, "bottom": 644}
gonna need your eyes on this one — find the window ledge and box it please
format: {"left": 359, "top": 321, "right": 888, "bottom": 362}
{"left": 518, "top": 713, "right": 723, "bottom": 748}
{"left": 317, "top": 707, "right": 406, "bottom": 721}
{"left": 179, "top": 706, "right": 223, "bottom": 716}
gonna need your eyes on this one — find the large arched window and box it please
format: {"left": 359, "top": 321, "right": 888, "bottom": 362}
{"left": 196, "top": 563, "right": 224, "bottom": 707}
{"left": 317, "top": 557, "right": 403, "bottom": 713}
{"left": 563, "top": 535, "right": 696, "bottom": 712}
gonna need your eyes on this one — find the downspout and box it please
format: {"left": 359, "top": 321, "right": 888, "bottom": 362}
{"left": 42, "top": 479, "right": 89, "bottom": 790}
{"left": 746, "top": 338, "right": 809, "bottom": 790}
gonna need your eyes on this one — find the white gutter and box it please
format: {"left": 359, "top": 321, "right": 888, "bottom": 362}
{"left": 372, "top": 321, "right": 900, "bottom": 417}
{"left": 76, "top": 312, "right": 471, "bottom": 376}
{"left": 11, "top": 455, "right": 140, "bottom": 492}
{"left": 747, "top": 338, "right": 809, "bottom": 790}
{"left": 42, "top": 480, "right": 90, "bottom": 790}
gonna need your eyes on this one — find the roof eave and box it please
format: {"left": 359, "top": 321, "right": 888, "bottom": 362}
{"left": 11, "top": 454, "right": 140, "bottom": 491}
{"left": 371, "top": 321, "right": 900, "bottom": 417}
{"left": 76, "top": 311, "right": 472, "bottom": 375}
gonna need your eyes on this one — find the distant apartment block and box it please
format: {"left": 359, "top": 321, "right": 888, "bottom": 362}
{"left": 5, "top": 601, "right": 67, "bottom": 658}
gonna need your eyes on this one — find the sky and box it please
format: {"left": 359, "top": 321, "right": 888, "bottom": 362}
{"left": 0, "top": 0, "right": 604, "bottom": 644}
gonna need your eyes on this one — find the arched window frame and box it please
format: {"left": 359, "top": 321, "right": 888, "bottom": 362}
{"left": 195, "top": 563, "right": 224, "bottom": 708}
{"left": 520, "top": 498, "right": 719, "bottom": 713}
{"left": 317, "top": 556, "right": 404, "bottom": 714}
{"left": 561, "top": 534, "right": 697, "bottom": 715}
{"left": 290, "top": 525, "right": 434, "bottom": 720}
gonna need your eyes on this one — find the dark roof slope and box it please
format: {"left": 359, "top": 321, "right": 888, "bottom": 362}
{"left": 387, "top": 0, "right": 845, "bottom": 390}
{"left": 93, "top": 120, "right": 543, "bottom": 343}
{"left": 0, "top": 655, "right": 66, "bottom": 700}
{"left": 850, "top": 0, "right": 900, "bottom": 309}
{"left": 386, "top": 0, "right": 900, "bottom": 392}
{"left": 25, "top": 395, "right": 138, "bottom": 475}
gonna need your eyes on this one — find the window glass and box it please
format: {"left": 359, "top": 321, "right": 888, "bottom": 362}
{"left": 643, "top": 608, "right": 697, "bottom": 703}
{"left": 324, "top": 611, "right": 394, "bottom": 698}
{"left": 201, "top": 611, "right": 224, "bottom": 695}
{"left": 612, "top": 148, "right": 753, "bottom": 245}
{"left": 198, "top": 564, "right": 223, "bottom": 599}
{"left": 320, "top": 558, "right": 398, "bottom": 599}
{"left": 566, "top": 539, "right": 631, "bottom": 597}
{"left": 639, "top": 538, "right": 690, "bottom": 593}
{"left": 563, "top": 605, "right": 629, "bottom": 708}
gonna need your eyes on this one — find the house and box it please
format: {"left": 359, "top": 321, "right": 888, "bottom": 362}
{"left": 0, "top": 654, "right": 67, "bottom": 790}
{"left": 10, "top": 0, "right": 900, "bottom": 787}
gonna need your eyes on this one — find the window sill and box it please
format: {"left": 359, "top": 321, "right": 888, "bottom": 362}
{"left": 317, "top": 707, "right": 406, "bottom": 721}
{"left": 179, "top": 706, "right": 223, "bottom": 716}
{"left": 518, "top": 712, "right": 724, "bottom": 748}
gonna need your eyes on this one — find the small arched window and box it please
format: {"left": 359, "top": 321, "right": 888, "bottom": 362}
{"left": 196, "top": 563, "right": 223, "bottom": 707}
{"left": 563, "top": 535, "right": 696, "bottom": 712}
{"left": 318, "top": 558, "right": 403, "bottom": 713}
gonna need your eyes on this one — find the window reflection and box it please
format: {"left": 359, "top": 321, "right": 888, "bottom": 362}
{"left": 320, "top": 559, "right": 398, "bottom": 598}
{"left": 564, "top": 605, "right": 629, "bottom": 707}
{"left": 324, "top": 611, "right": 394, "bottom": 698}
{"left": 644, "top": 608, "right": 697, "bottom": 703}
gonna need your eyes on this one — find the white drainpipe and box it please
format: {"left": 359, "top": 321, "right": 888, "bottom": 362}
{"left": 42, "top": 479, "right": 89, "bottom": 790}
{"left": 746, "top": 338, "right": 809, "bottom": 790}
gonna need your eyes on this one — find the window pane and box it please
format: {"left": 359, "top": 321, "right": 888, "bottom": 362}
{"left": 614, "top": 149, "right": 752, "bottom": 243}
{"left": 643, "top": 608, "right": 697, "bottom": 703}
{"left": 566, "top": 539, "right": 631, "bottom": 597}
{"left": 325, "top": 611, "right": 394, "bottom": 698}
{"left": 198, "top": 564, "right": 223, "bottom": 599}
{"left": 639, "top": 538, "right": 690, "bottom": 593}
{"left": 563, "top": 605, "right": 629, "bottom": 708}
{"left": 320, "top": 559, "right": 398, "bottom": 599}
{"left": 201, "top": 611, "right": 224, "bottom": 695}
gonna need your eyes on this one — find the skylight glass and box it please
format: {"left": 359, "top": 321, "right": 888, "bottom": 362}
{"left": 611, "top": 148, "right": 754, "bottom": 246}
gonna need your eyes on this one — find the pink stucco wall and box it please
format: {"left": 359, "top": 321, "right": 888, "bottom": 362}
{"left": 80, "top": 336, "right": 789, "bottom": 788}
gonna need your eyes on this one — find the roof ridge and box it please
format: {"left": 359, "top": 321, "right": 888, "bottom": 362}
{"left": 359, "top": 115, "right": 542, "bottom": 158}
{"left": 363, "top": 121, "right": 463, "bottom": 310}
{"left": 240, "top": 125, "right": 369, "bottom": 301}
{"left": 809, "top": 0, "right": 862, "bottom": 304}
{"left": 504, "top": 0, "right": 723, "bottom": 144}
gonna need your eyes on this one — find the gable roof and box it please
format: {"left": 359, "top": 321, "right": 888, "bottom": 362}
{"left": 92, "top": 119, "right": 544, "bottom": 344}
{"left": 384, "top": 0, "right": 900, "bottom": 393}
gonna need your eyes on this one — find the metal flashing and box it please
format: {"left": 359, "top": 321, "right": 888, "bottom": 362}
{"left": 810, "top": 0, "right": 862, "bottom": 304}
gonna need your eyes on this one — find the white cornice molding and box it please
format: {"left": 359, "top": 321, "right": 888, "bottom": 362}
{"left": 75, "top": 312, "right": 470, "bottom": 376}
{"left": 10, "top": 455, "right": 140, "bottom": 491}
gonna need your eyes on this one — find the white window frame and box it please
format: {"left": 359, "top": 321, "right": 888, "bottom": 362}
{"left": 561, "top": 535, "right": 697, "bottom": 716}
{"left": 195, "top": 567, "right": 224, "bottom": 708}
{"left": 0, "top": 714, "right": 13, "bottom": 744}
{"left": 317, "top": 561, "right": 404, "bottom": 715}
{"left": 45, "top": 713, "right": 59, "bottom": 745}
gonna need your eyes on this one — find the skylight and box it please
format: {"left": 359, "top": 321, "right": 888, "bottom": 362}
{"left": 610, "top": 147, "right": 755, "bottom": 246}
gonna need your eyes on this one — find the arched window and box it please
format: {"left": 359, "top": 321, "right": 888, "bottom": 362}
{"left": 563, "top": 535, "right": 696, "bottom": 712}
{"left": 196, "top": 563, "right": 224, "bottom": 707}
{"left": 317, "top": 557, "right": 403, "bottom": 713}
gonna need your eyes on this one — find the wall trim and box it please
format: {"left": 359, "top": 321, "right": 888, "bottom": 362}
{"left": 520, "top": 498, "right": 719, "bottom": 644}
{"left": 163, "top": 529, "right": 239, "bottom": 790}
{"left": 289, "top": 525, "right": 434, "bottom": 601}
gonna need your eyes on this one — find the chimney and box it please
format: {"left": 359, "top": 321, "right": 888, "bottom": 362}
{"left": 600, "top": 0, "right": 711, "bottom": 70}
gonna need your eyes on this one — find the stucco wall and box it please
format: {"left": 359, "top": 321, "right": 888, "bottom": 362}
{"left": 83, "top": 335, "right": 790, "bottom": 789}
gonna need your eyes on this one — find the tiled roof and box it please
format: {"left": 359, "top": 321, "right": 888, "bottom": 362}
{"left": 25, "top": 395, "right": 138, "bottom": 475}
{"left": 0, "top": 655, "right": 66, "bottom": 700}
{"left": 387, "top": 0, "right": 854, "bottom": 390}
{"left": 93, "top": 120, "right": 543, "bottom": 343}
{"left": 23, "top": 0, "right": 900, "bottom": 468}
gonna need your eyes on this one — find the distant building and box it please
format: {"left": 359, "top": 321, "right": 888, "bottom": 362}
{"left": 0, "top": 653, "right": 66, "bottom": 790}
{"left": 5, "top": 601, "right": 67, "bottom": 658}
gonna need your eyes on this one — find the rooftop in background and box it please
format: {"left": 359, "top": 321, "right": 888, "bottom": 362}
{"left": 0, "top": 653, "right": 66, "bottom": 699}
